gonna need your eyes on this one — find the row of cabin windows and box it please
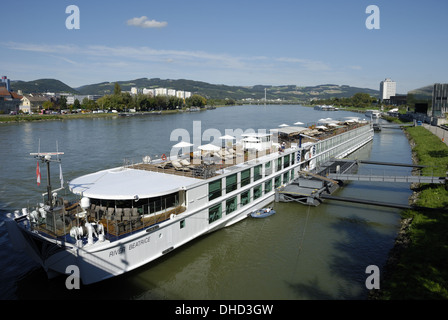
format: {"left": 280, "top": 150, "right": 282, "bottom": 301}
{"left": 208, "top": 169, "right": 294, "bottom": 224}
{"left": 208, "top": 153, "right": 296, "bottom": 201}
{"left": 90, "top": 192, "right": 179, "bottom": 216}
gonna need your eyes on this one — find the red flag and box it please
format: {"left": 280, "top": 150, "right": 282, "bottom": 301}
{"left": 36, "top": 161, "right": 41, "bottom": 186}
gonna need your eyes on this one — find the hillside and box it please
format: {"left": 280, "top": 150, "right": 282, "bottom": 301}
{"left": 9, "top": 77, "right": 381, "bottom": 101}
{"left": 10, "top": 79, "right": 79, "bottom": 94}
{"left": 76, "top": 78, "right": 380, "bottom": 101}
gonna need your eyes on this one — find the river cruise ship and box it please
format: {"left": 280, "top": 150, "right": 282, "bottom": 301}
{"left": 6, "top": 120, "right": 373, "bottom": 285}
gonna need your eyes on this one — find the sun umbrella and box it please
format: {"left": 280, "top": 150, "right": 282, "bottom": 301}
{"left": 198, "top": 144, "right": 221, "bottom": 152}
{"left": 294, "top": 121, "right": 304, "bottom": 125}
{"left": 172, "top": 141, "right": 193, "bottom": 148}
{"left": 219, "top": 135, "right": 236, "bottom": 140}
{"left": 279, "top": 124, "right": 289, "bottom": 127}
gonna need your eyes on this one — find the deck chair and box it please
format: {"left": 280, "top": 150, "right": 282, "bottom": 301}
{"left": 172, "top": 160, "right": 190, "bottom": 171}
{"left": 156, "top": 161, "right": 172, "bottom": 169}
{"left": 180, "top": 159, "right": 195, "bottom": 169}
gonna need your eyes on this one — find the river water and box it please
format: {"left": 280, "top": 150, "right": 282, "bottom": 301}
{"left": 0, "top": 105, "right": 413, "bottom": 300}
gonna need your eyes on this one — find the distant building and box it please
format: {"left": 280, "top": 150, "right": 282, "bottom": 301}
{"left": 380, "top": 78, "right": 396, "bottom": 101}
{"left": 0, "top": 76, "right": 23, "bottom": 114}
{"left": 1, "top": 76, "right": 11, "bottom": 91}
{"left": 142, "top": 88, "right": 154, "bottom": 96}
{"left": 66, "top": 95, "right": 101, "bottom": 105}
{"left": 432, "top": 83, "right": 448, "bottom": 118}
{"left": 389, "top": 95, "right": 407, "bottom": 106}
{"left": 20, "top": 94, "right": 51, "bottom": 113}
{"left": 155, "top": 88, "right": 167, "bottom": 96}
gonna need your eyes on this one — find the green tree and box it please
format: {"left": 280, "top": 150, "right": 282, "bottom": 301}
{"left": 114, "top": 83, "right": 121, "bottom": 95}
{"left": 59, "top": 96, "right": 67, "bottom": 110}
{"left": 186, "top": 94, "right": 207, "bottom": 107}
{"left": 73, "top": 99, "right": 81, "bottom": 110}
{"left": 42, "top": 100, "right": 54, "bottom": 111}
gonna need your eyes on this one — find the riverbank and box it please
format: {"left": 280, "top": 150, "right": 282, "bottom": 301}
{"left": 0, "top": 111, "right": 176, "bottom": 123}
{"left": 370, "top": 126, "right": 448, "bottom": 299}
{"left": 0, "top": 107, "right": 236, "bottom": 123}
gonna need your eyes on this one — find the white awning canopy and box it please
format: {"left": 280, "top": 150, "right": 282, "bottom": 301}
{"left": 69, "top": 167, "right": 199, "bottom": 200}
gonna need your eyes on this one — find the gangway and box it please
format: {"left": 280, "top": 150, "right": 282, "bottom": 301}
{"left": 327, "top": 173, "right": 445, "bottom": 184}
{"left": 276, "top": 158, "right": 447, "bottom": 209}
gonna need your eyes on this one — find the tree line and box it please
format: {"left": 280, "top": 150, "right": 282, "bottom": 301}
{"left": 42, "top": 83, "right": 209, "bottom": 113}
{"left": 95, "top": 84, "right": 207, "bottom": 112}
{"left": 310, "top": 93, "right": 379, "bottom": 108}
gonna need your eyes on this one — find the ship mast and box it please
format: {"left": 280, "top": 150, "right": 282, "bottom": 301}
{"left": 30, "top": 151, "right": 64, "bottom": 209}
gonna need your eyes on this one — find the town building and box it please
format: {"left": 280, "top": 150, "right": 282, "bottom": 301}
{"left": 432, "top": 83, "right": 448, "bottom": 118}
{"left": 0, "top": 76, "right": 23, "bottom": 114}
{"left": 20, "top": 94, "right": 51, "bottom": 113}
{"left": 380, "top": 78, "right": 396, "bottom": 101}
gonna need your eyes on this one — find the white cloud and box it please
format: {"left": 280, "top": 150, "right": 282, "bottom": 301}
{"left": 126, "top": 16, "right": 167, "bottom": 28}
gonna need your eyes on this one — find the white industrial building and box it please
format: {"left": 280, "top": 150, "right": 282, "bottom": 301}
{"left": 380, "top": 78, "right": 396, "bottom": 101}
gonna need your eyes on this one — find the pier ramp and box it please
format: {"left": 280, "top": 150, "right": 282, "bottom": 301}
{"left": 276, "top": 158, "right": 446, "bottom": 209}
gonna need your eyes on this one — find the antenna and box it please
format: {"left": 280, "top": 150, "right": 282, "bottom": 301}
{"left": 30, "top": 141, "right": 64, "bottom": 209}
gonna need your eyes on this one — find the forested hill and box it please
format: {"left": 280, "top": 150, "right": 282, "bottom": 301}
{"left": 11, "top": 77, "right": 380, "bottom": 101}
{"left": 76, "top": 78, "right": 380, "bottom": 101}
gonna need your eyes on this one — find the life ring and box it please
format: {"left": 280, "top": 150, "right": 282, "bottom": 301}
{"left": 161, "top": 154, "right": 167, "bottom": 161}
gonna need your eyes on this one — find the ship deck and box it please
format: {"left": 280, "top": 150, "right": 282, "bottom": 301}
{"left": 129, "top": 122, "right": 370, "bottom": 180}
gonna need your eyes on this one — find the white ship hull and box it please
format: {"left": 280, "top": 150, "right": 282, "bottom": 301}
{"left": 7, "top": 123, "right": 373, "bottom": 285}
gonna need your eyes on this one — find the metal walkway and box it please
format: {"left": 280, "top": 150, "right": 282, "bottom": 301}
{"left": 327, "top": 173, "right": 445, "bottom": 184}
{"left": 276, "top": 158, "right": 446, "bottom": 209}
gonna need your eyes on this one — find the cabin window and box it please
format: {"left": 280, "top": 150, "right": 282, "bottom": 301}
{"left": 291, "top": 152, "right": 295, "bottom": 165}
{"left": 209, "top": 203, "right": 222, "bottom": 223}
{"left": 283, "top": 171, "right": 290, "bottom": 184}
{"left": 209, "top": 179, "right": 222, "bottom": 201}
{"left": 241, "top": 169, "right": 251, "bottom": 187}
{"left": 276, "top": 157, "right": 282, "bottom": 172}
{"left": 226, "top": 196, "right": 237, "bottom": 215}
{"left": 91, "top": 192, "right": 179, "bottom": 217}
{"left": 226, "top": 173, "right": 238, "bottom": 193}
{"left": 264, "top": 161, "right": 272, "bottom": 176}
{"left": 180, "top": 219, "right": 185, "bottom": 229}
{"left": 241, "top": 190, "right": 250, "bottom": 206}
{"left": 274, "top": 176, "right": 281, "bottom": 188}
{"left": 253, "top": 184, "right": 262, "bottom": 200}
{"left": 291, "top": 169, "right": 295, "bottom": 181}
{"left": 254, "top": 164, "right": 262, "bottom": 181}
{"left": 284, "top": 154, "right": 290, "bottom": 168}
{"left": 264, "top": 179, "right": 272, "bottom": 193}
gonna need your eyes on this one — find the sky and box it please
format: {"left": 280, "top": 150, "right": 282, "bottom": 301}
{"left": 1, "top": 0, "right": 447, "bottom": 93}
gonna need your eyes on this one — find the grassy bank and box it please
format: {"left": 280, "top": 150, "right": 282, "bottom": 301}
{"left": 0, "top": 113, "right": 117, "bottom": 122}
{"left": 376, "top": 126, "right": 448, "bottom": 299}
{"left": 0, "top": 110, "right": 187, "bottom": 123}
